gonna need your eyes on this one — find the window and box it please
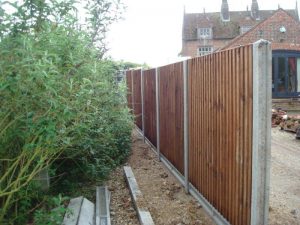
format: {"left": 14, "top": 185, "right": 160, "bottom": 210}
{"left": 198, "top": 46, "right": 213, "bottom": 56}
{"left": 288, "top": 57, "right": 299, "bottom": 92}
{"left": 240, "top": 26, "right": 252, "bottom": 34}
{"left": 277, "top": 57, "right": 286, "bottom": 93}
{"left": 272, "top": 51, "right": 300, "bottom": 98}
{"left": 297, "top": 58, "right": 300, "bottom": 92}
{"left": 197, "top": 28, "right": 212, "bottom": 39}
{"left": 272, "top": 59, "right": 275, "bottom": 92}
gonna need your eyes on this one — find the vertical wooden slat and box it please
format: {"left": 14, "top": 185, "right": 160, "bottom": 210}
{"left": 230, "top": 48, "right": 235, "bottom": 223}
{"left": 247, "top": 46, "right": 253, "bottom": 224}
{"left": 233, "top": 48, "right": 238, "bottom": 225}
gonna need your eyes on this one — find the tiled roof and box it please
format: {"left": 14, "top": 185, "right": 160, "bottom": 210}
{"left": 220, "top": 9, "right": 300, "bottom": 51}
{"left": 183, "top": 9, "right": 298, "bottom": 40}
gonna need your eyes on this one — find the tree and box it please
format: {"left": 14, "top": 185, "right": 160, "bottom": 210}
{"left": 85, "top": 0, "right": 124, "bottom": 58}
{"left": 0, "top": 0, "right": 124, "bottom": 57}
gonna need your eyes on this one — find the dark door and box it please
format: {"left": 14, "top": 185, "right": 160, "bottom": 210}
{"left": 272, "top": 51, "right": 300, "bottom": 98}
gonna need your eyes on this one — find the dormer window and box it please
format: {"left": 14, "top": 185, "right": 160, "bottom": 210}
{"left": 197, "top": 28, "right": 212, "bottom": 39}
{"left": 240, "top": 26, "right": 252, "bottom": 34}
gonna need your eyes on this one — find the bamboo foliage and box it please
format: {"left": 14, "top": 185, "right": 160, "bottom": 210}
{"left": 0, "top": 9, "right": 132, "bottom": 224}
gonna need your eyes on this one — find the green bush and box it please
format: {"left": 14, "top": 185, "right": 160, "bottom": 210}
{"left": 34, "top": 194, "right": 69, "bottom": 225}
{"left": 0, "top": 17, "right": 132, "bottom": 225}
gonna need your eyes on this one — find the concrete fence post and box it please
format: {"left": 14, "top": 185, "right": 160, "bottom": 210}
{"left": 155, "top": 68, "right": 161, "bottom": 161}
{"left": 251, "top": 40, "right": 272, "bottom": 225}
{"left": 131, "top": 70, "right": 135, "bottom": 117}
{"left": 34, "top": 168, "right": 50, "bottom": 191}
{"left": 141, "top": 69, "right": 145, "bottom": 142}
{"left": 183, "top": 60, "right": 189, "bottom": 194}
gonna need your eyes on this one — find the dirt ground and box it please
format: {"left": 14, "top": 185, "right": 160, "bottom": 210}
{"left": 269, "top": 128, "right": 300, "bottom": 225}
{"left": 128, "top": 131, "right": 214, "bottom": 225}
{"left": 107, "top": 130, "right": 214, "bottom": 225}
{"left": 106, "top": 166, "right": 139, "bottom": 225}
{"left": 106, "top": 128, "right": 300, "bottom": 225}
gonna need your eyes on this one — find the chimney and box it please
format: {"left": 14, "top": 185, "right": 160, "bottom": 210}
{"left": 221, "top": 0, "right": 230, "bottom": 21}
{"left": 251, "top": 0, "right": 260, "bottom": 20}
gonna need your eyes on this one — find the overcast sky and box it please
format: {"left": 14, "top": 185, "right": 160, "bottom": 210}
{"left": 106, "top": 0, "right": 299, "bottom": 67}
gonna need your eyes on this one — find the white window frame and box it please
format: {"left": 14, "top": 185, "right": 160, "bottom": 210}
{"left": 197, "top": 28, "right": 212, "bottom": 39}
{"left": 198, "top": 46, "right": 213, "bottom": 56}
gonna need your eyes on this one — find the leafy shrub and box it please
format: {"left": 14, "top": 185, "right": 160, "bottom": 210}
{"left": 0, "top": 0, "right": 132, "bottom": 224}
{"left": 0, "top": 2, "right": 132, "bottom": 223}
{"left": 34, "top": 194, "right": 69, "bottom": 225}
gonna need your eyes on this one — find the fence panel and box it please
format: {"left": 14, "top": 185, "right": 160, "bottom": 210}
{"left": 159, "top": 62, "right": 184, "bottom": 175}
{"left": 132, "top": 69, "right": 142, "bottom": 130}
{"left": 188, "top": 45, "right": 253, "bottom": 225}
{"left": 143, "top": 69, "right": 157, "bottom": 147}
{"left": 125, "top": 41, "right": 271, "bottom": 225}
{"left": 126, "top": 70, "right": 133, "bottom": 111}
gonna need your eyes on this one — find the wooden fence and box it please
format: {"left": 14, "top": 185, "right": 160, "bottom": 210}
{"left": 132, "top": 69, "right": 142, "bottom": 129}
{"left": 125, "top": 41, "right": 271, "bottom": 225}
{"left": 159, "top": 62, "right": 184, "bottom": 174}
{"left": 143, "top": 68, "right": 157, "bottom": 147}
{"left": 126, "top": 70, "right": 133, "bottom": 111}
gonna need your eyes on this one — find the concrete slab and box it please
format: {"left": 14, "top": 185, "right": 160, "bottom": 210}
{"left": 62, "top": 196, "right": 83, "bottom": 225}
{"left": 95, "top": 186, "right": 111, "bottom": 225}
{"left": 77, "top": 198, "right": 94, "bottom": 225}
{"left": 139, "top": 211, "right": 155, "bottom": 225}
{"left": 123, "top": 166, "right": 155, "bottom": 225}
{"left": 124, "top": 166, "right": 142, "bottom": 202}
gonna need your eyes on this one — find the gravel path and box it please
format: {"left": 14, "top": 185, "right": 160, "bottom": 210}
{"left": 269, "top": 128, "right": 300, "bottom": 225}
{"left": 106, "top": 167, "right": 139, "bottom": 225}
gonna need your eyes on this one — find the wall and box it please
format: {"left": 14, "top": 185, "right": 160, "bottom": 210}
{"left": 181, "top": 39, "right": 232, "bottom": 57}
{"left": 224, "top": 9, "right": 300, "bottom": 51}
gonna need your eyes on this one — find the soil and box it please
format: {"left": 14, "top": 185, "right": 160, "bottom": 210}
{"left": 105, "top": 167, "right": 139, "bottom": 225}
{"left": 128, "top": 131, "right": 214, "bottom": 225}
{"left": 106, "top": 130, "right": 214, "bottom": 225}
{"left": 106, "top": 128, "right": 300, "bottom": 225}
{"left": 269, "top": 128, "right": 300, "bottom": 225}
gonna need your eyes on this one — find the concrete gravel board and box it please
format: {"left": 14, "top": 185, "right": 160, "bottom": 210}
{"left": 62, "top": 196, "right": 83, "bottom": 225}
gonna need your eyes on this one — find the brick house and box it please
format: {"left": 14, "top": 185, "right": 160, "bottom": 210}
{"left": 181, "top": 0, "right": 300, "bottom": 99}
{"left": 221, "top": 9, "right": 300, "bottom": 99}
{"left": 180, "top": 0, "right": 299, "bottom": 57}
